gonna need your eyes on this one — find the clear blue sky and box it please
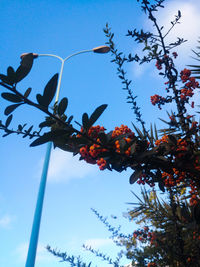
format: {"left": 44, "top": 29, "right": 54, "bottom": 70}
{"left": 1, "top": 0, "right": 200, "bottom": 266}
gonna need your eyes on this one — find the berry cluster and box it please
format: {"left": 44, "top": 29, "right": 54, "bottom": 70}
{"left": 78, "top": 125, "right": 135, "bottom": 170}
{"left": 180, "top": 68, "right": 199, "bottom": 102}
{"left": 150, "top": 94, "right": 167, "bottom": 109}
{"left": 79, "top": 125, "right": 108, "bottom": 168}
{"left": 132, "top": 226, "right": 150, "bottom": 243}
{"left": 137, "top": 173, "right": 155, "bottom": 187}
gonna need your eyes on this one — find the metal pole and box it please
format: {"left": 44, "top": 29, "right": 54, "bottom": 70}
{"left": 25, "top": 49, "right": 92, "bottom": 267}
{"left": 25, "top": 142, "right": 52, "bottom": 267}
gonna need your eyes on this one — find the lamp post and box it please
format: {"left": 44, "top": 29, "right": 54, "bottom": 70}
{"left": 22, "top": 45, "right": 110, "bottom": 267}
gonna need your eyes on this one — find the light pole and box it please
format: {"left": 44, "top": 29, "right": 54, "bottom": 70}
{"left": 21, "top": 45, "right": 110, "bottom": 267}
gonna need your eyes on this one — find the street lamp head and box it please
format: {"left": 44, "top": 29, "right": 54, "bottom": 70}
{"left": 20, "top": 53, "right": 39, "bottom": 59}
{"left": 92, "top": 45, "right": 110, "bottom": 54}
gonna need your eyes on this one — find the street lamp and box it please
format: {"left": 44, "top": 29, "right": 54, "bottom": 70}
{"left": 22, "top": 45, "right": 110, "bottom": 267}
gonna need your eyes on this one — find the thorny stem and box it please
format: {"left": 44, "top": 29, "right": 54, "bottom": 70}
{"left": 144, "top": 3, "right": 187, "bottom": 131}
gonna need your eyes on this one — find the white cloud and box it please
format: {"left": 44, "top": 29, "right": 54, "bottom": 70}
{"left": 83, "top": 238, "right": 113, "bottom": 249}
{"left": 0, "top": 214, "right": 12, "bottom": 229}
{"left": 132, "top": 0, "right": 200, "bottom": 78}
{"left": 15, "top": 242, "right": 54, "bottom": 263}
{"left": 38, "top": 148, "right": 97, "bottom": 183}
{"left": 156, "top": 1, "right": 200, "bottom": 65}
{"left": 148, "top": 1, "right": 200, "bottom": 104}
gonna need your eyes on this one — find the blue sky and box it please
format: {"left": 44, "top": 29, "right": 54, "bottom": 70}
{"left": 1, "top": 0, "right": 200, "bottom": 266}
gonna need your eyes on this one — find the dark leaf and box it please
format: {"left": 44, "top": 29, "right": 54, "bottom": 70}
{"left": 36, "top": 94, "right": 46, "bottom": 107}
{"left": 17, "top": 124, "right": 23, "bottom": 131}
{"left": 1, "top": 92, "right": 22, "bottom": 103}
{"left": 129, "top": 169, "right": 142, "bottom": 184}
{"left": 30, "top": 129, "right": 67, "bottom": 147}
{"left": 0, "top": 74, "right": 13, "bottom": 85}
{"left": 43, "top": 74, "right": 58, "bottom": 107}
{"left": 56, "top": 144, "right": 75, "bottom": 152}
{"left": 15, "top": 53, "right": 34, "bottom": 82}
{"left": 2, "top": 131, "right": 12, "bottom": 137}
{"left": 39, "top": 120, "right": 55, "bottom": 128}
{"left": 82, "top": 113, "right": 89, "bottom": 130}
{"left": 24, "top": 87, "right": 32, "bottom": 98}
{"left": 58, "top": 97, "right": 68, "bottom": 116}
{"left": 5, "top": 115, "right": 13, "bottom": 128}
{"left": 4, "top": 103, "right": 23, "bottom": 115}
{"left": 7, "top": 66, "right": 16, "bottom": 84}
{"left": 23, "top": 125, "right": 34, "bottom": 138}
{"left": 67, "top": 115, "right": 73, "bottom": 124}
{"left": 88, "top": 104, "right": 108, "bottom": 128}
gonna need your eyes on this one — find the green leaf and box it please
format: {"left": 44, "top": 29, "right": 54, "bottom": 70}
{"left": 5, "top": 114, "right": 13, "bottom": 127}
{"left": 4, "top": 103, "right": 23, "bottom": 115}
{"left": 82, "top": 113, "right": 89, "bottom": 130}
{"left": 58, "top": 97, "right": 68, "bottom": 116}
{"left": 129, "top": 169, "right": 142, "bottom": 184}
{"left": 88, "top": 104, "right": 108, "bottom": 128}
{"left": 15, "top": 53, "right": 34, "bottom": 82}
{"left": 43, "top": 74, "right": 58, "bottom": 107}
{"left": 1, "top": 92, "right": 22, "bottom": 103}
{"left": 24, "top": 87, "right": 32, "bottom": 98}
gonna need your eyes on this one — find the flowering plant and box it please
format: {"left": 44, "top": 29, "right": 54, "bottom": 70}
{"left": 1, "top": 0, "right": 200, "bottom": 266}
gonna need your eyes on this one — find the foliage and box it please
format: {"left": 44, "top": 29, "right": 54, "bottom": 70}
{"left": 1, "top": 0, "right": 200, "bottom": 266}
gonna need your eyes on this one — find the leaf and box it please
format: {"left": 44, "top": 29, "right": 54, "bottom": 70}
{"left": 15, "top": 53, "right": 34, "bottom": 82}
{"left": 88, "top": 104, "right": 108, "bottom": 128}
{"left": 39, "top": 120, "right": 55, "bottom": 128}
{"left": 7, "top": 66, "right": 16, "bottom": 84}
{"left": 36, "top": 94, "right": 46, "bottom": 107}
{"left": 129, "top": 169, "right": 142, "bottom": 184}
{"left": 82, "top": 113, "right": 89, "bottom": 130}
{"left": 1, "top": 92, "right": 22, "bottom": 103}
{"left": 5, "top": 114, "right": 13, "bottom": 127}
{"left": 4, "top": 103, "right": 23, "bottom": 115}
{"left": 154, "top": 124, "right": 158, "bottom": 140}
{"left": 42, "top": 74, "right": 58, "bottom": 107}
{"left": 67, "top": 115, "right": 73, "bottom": 124}
{"left": 30, "top": 129, "right": 67, "bottom": 147}
{"left": 24, "top": 87, "right": 32, "bottom": 98}
{"left": 58, "top": 97, "right": 68, "bottom": 116}
{"left": 0, "top": 74, "right": 13, "bottom": 85}
{"left": 132, "top": 123, "right": 144, "bottom": 139}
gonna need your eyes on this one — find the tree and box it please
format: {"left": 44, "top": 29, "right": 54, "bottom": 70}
{"left": 1, "top": 0, "right": 200, "bottom": 266}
